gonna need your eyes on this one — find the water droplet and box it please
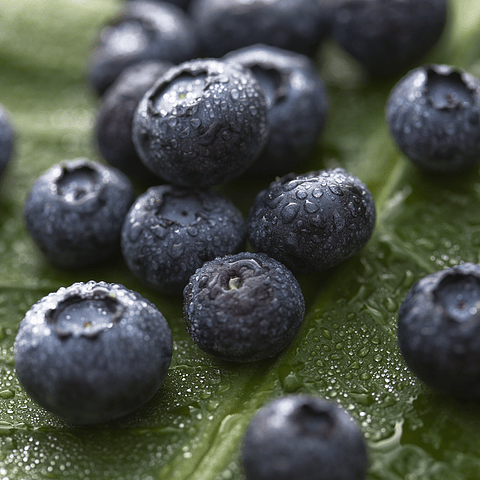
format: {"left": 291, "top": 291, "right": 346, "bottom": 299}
{"left": 312, "top": 188, "right": 323, "bottom": 199}
{"left": 329, "top": 185, "right": 343, "bottom": 196}
{"left": 0, "top": 390, "right": 15, "bottom": 400}
{"left": 333, "top": 210, "right": 345, "bottom": 230}
{"left": 281, "top": 202, "right": 300, "bottom": 223}
{"left": 295, "top": 189, "right": 308, "bottom": 200}
{"left": 230, "top": 89, "right": 239, "bottom": 100}
{"left": 191, "top": 118, "right": 202, "bottom": 129}
{"left": 151, "top": 225, "right": 167, "bottom": 240}
{"left": 321, "top": 327, "right": 332, "bottom": 340}
{"left": 304, "top": 200, "right": 319, "bottom": 214}
{"left": 359, "top": 346, "right": 370, "bottom": 357}
{"left": 128, "top": 222, "right": 143, "bottom": 242}
{"left": 171, "top": 243, "right": 184, "bottom": 258}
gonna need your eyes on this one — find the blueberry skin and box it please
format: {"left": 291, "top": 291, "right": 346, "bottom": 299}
{"left": 398, "top": 263, "right": 480, "bottom": 399}
{"left": 14, "top": 281, "right": 173, "bottom": 424}
{"left": 386, "top": 64, "right": 480, "bottom": 174}
{"left": 95, "top": 60, "right": 172, "bottom": 183}
{"left": 183, "top": 252, "right": 305, "bottom": 362}
{"left": 242, "top": 395, "right": 368, "bottom": 480}
{"left": 332, "top": 0, "right": 447, "bottom": 76}
{"left": 132, "top": 58, "right": 269, "bottom": 188}
{"left": 24, "top": 158, "right": 135, "bottom": 269}
{"left": 247, "top": 169, "right": 376, "bottom": 274}
{"left": 88, "top": 0, "right": 200, "bottom": 96}
{"left": 224, "top": 45, "right": 328, "bottom": 177}
{"left": 190, "top": 0, "right": 330, "bottom": 58}
{"left": 121, "top": 185, "right": 246, "bottom": 294}
{"left": 0, "top": 104, "right": 15, "bottom": 178}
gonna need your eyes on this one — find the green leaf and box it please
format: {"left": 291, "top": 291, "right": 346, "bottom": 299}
{"left": 1, "top": 0, "right": 480, "bottom": 479}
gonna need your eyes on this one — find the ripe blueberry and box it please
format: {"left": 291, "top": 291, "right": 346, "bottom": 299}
{"left": 398, "top": 263, "right": 480, "bottom": 399}
{"left": 95, "top": 60, "right": 172, "bottom": 183}
{"left": 121, "top": 185, "right": 246, "bottom": 294}
{"left": 0, "top": 104, "right": 14, "bottom": 179}
{"left": 14, "top": 281, "right": 173, "bottom": 424}
{"left": 242, "top": 395, "right": 368, "bottom": 480}
{"left": 24, "top": 158, "right": 135, "bottom": 269}
{"left": 247, "top": 168, "right": 376, "bottom": 274}
{"left": 88, "top": 0, "right": 200, "bottom": 96}
{"left": 132, "top": 58, "right": 269, "bottom": 188}
{"left": 183, "top": 252, "right": 305, "bottom": 362}
{"left": 190, "top": 0, "right": 330, "bottom": 58}
{"left": 386, "top": 64, "right": 480, "bottom": 173}
{"left": 224, "top": 44, "right": 328, "bottom": 177}
{"left": 332, "top": 0, "right": 447, "bottom": 76}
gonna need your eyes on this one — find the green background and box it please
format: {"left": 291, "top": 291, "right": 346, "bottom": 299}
{"left": 1, "top": 0, "right": 480, "bottom": 478}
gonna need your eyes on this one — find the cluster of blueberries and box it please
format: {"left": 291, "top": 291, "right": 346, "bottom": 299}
{"left": 3, "top": 0, "right": 480, "bottom": 478}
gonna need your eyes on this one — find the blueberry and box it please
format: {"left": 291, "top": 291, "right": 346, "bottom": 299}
{"left": 183, "top": 252, "right": 305, "bottom": 362}
{"left": 224, "top": 45, "right": 328, "bottom": 177}
{"left": 332, "top": 0, "right": 447, "bottom": 76}
{"left": 397, "top": 263, "right": 480, "bottom": 399}
{"left": 190, "top": 0, "right": 330, "bottom": 58}
{"left": 14, "top": 281, "right": 172, "bottom": 424}
{"left": 88, "top": 0, "right": 200, "bottom": 96}
{"left": 0, "top": 104, "right": 15, "bottom": 178}
{"left": 121, "top": 185, "right": 246, "bottom": 294}
{"left": 247, "top": 168, "right": 376, "bottom": 274}
{"left": 95, "top": 60, "right": 172, "bottom": 183}
{"left": 24, "top": 158, "right": 135, "bottom": 269}
{"left": 132, "top": 58, "right": 269, "bottom": 188}
{"left": 242, "top": 395, "right": 368, "bottom": 480}
{"left": 386, "top": 64, "right": 480, "bottom": 173}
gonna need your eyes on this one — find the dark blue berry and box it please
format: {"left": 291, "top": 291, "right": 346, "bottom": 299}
{"left": 398, "top": 263, "right": 480, "bottom": 399}
{"left": 183, "top": 252, "right": 305, "bottom": 362}
{"left": 332, "top": 0, "right": 447, "bottom": 76}
{"left": 242, "top": 395, "right": 368, "bottom": 480}
{"left": 95, "top": 60, "right": 172, "bottom": 183}
{"left": 14, "top": 281, "right": 173, "bottom": 424}
{"left": 132, "top": 58, "right": 269, "bottom": 188}
{"left": 24, "top": 158, "right": 135, "bottom": 269}
{"left": 224, "top": 44, "right": 328, "bottom": 177}
{"left": 121, "top": 185, "right": 246, "bottom": 294}
{"left": 88, "top": 0, "right": 200, "bottom": 96}
{"left": 247, "top": 169, "right": 376, "bottom": 274}
{"left": 386, "top": 64, "right": 480, "bottom": 173}
{"left": 190, "top": 0, "right": 330, "bottom": 58}
{"left": 0, "top": 104, "right": 15, "bottom": 179}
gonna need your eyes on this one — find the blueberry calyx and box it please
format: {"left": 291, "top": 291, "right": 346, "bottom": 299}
{"left": 55, "top": 164, "right": 102, "bottom": 203}
{"left": 424, "top": 65, "right": 475, "bottom": 111}
{"left": 434, "top": 273, "right": 480, "bottom": 323}
{"left": 45, "top": 287, "right": 126, "bottom": 339}
{"left": 198, "top": 257, "right": 264, "bottom": 301}
{"left": 154, "top": 189, "right": 205, "bottom": 227}
{"left": 293, "top": 401, "right": 335, "bottom": 437}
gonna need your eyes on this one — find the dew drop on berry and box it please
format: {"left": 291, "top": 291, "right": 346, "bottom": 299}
{"left": 281, "top": 202, "right": 300, "bottom": 223}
